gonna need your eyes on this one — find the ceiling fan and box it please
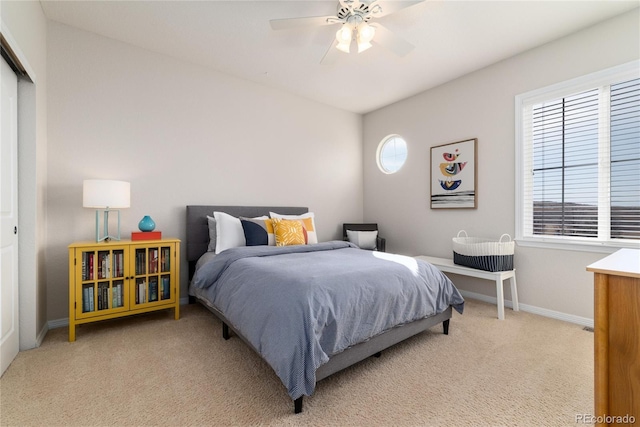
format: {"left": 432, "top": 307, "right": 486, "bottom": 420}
{"left": 269, "top": 0, "right": 424, "bottom": 64}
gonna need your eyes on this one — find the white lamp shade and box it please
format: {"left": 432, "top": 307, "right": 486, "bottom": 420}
{"left": 83, "top": 180, "right": 131, "bottom": 208}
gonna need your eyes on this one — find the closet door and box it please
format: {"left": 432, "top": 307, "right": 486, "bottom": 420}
{"left": 0, "top": 57, "right": 20, "bottom": 376}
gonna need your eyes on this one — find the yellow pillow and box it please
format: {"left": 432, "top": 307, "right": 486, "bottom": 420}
{"left": 270, "top": 212, "right": 317, "bottom": 244}
{"left": 272, "top": 218, "right": 307, "bottom": 246}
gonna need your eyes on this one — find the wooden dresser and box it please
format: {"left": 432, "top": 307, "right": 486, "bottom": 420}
{"left": 587, "top": 249, "right": 640, "bottom": 425}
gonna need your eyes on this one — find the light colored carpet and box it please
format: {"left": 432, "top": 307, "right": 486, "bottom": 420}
{"left": 0, "top": 299, "right": 593, "bottom": 426}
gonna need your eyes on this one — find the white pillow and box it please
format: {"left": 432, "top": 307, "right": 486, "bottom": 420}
{"left": 214, "top": 212, "right": 268, "bottom": 254}
{"left": 347, "top": 230, "right": 378, "bottom": 250}
{"left": 269, "top": 212, "right": 318, "bottom": 244}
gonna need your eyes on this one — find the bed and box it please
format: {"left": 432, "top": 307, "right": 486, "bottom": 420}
{"left": 186, "top": 205, "right": 464, "bottom": 413}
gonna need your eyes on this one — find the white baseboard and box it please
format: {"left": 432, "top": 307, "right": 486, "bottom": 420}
{"left": 459, "top": 289, "right": 594, "bottom": 328}
{"left": 35, "top": 323, "right": 49, "bottom": 347}
{"left": 47, "top": 298, "right": 193, "bottom": 330}
{"left": 48, "top": 318, "right": 68, "bottom": 329}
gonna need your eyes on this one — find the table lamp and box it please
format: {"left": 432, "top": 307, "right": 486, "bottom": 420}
{"left": 83, "top": 179, "right": 130, "bottom": 242}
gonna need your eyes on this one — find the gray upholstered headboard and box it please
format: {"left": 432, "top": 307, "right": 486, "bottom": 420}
{"left": 185, "top": 205, "right": 308, "bottom": 264}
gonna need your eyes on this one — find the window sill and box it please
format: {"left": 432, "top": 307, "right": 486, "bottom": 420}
{"left": 516, "top": 237, "right": 640, "bottom": 254}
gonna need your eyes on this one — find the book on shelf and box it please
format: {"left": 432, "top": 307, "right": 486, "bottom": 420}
{"left": 83, "top": 285, "right": 95, "bottom": 312}
{"left": 97, "top": 283, "right": 109, "bottom": 310}
{"left": 136, "top": 280, "right": 146, "bottom": 305}
{"left": 161, "top": 247, "right": 170, "bottom": 272}
{"left": 111, "top": 282, "right": 123, "bottom": 308}
{"left": 104, "top": 253, "right": 109, "bottom": 279}
{"left": 149, "top": 277, "right": 158, "bottom": 302}
{"left": 82, "top": 252, "right": 95, "bottom": 281}
{"left": 151, "top": 248, "right": 159, "bottom": 273}
{"left": 112, "top": 251, "right": 124, "bottom": 278}
{"left": 97, "top": 251, "right": 111, "bottom": 279}
{"left": 136, "top": 249, "right": 146, "bottom": 275}
{"left": 83, "top": 286, "right": 89, "bottom": 312}
{"left": 161, "top": 276, "right": 171, "bottom": 300}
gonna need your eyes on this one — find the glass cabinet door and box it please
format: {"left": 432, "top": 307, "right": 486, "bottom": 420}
{"left": 76, "top": 248, "right": 128, "bottom": 318}
{"left": 131, "top": 244, "right": 175, "bottom": 307}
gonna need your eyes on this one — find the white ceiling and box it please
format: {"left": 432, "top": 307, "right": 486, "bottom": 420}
{"left": 40, "top": 0, "right": 639, "bottom": 114}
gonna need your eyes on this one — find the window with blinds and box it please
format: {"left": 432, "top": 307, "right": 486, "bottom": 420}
{"left": 516, "top": 62, "right": 640, "bottom": 250}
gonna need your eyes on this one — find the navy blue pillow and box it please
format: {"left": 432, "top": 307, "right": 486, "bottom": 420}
{"left": 241, "top": 219, "right": 268, "bottom": 246}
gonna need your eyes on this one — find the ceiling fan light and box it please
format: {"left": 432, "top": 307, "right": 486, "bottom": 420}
{"left": 336, "top": 41, "right": 351, "bottom": 53}
{"left": 357, "top": 41, "right": 372, "bottom": 53}
{"left": 357, "top": 23, "right": 376, "bottom": 43}
{"left": 336, "top": 25, "right": 353, "bottom": 44}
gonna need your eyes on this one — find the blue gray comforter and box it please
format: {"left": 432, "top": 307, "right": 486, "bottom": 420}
{"left": 190, "top": 241, "right": 464, "bottom": 400}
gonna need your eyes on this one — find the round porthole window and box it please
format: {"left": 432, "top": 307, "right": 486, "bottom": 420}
{"left": 377, "top": 135, "right": 408, "bottom": 174}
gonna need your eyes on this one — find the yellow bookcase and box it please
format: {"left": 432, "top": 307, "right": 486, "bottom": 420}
{"left": 68, "top": 238, "right": 180, "bottom": 341}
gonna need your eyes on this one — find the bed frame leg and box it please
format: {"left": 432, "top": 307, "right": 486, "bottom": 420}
{"left": 294, "top": 397, "right": 303, "bottom": 414}
{"left": 222, "top": 323, "right": 230, "bottom": 340}
{"left": 443, "top": 319, "right": 450, "bottom": 335}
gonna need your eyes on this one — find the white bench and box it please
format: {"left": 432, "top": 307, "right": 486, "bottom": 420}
{"left": 416, "top": 255, "right": 519, "bottom": 320}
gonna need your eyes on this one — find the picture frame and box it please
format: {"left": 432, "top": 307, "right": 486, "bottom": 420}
{"left": 430, "top": 138, "right": 477, "bottom": 209}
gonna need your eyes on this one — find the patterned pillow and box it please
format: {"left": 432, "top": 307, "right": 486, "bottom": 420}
{"left": 272, "top": 218, "right": 307, "bottom": 246}
{"left": 240, "top": 217, "right": 275, "bottom": 246}
{"left": 269, "top": 212, "right": 318, "bottom": 244}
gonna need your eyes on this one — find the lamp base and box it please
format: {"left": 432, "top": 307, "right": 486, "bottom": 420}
{"left": 95, "top": 209, "right": 121, "bottom": 242}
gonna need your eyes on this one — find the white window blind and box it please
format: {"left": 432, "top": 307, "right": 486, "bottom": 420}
{"left": 531, "top": 88, "right": 600, "bottom": 238}
{"left": 516, "top": 62, "right": 640, "bottom": 251}
{"left": 610, "top": 79, "right": 640, "bottom": 240}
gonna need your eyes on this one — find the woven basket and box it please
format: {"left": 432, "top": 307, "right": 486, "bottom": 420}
{"left": 452, "top": 230, "right": 514, "bottom": 272}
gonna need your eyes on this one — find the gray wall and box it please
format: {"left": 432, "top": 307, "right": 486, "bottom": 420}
{"left": 46, "top": 22, "right": 363, "bottom": 321}
{"left": 363, "top": 9, "right": 640, "bottom": 323}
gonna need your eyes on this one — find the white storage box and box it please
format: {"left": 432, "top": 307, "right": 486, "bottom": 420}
{"left": 452, "top": 230, "right": 514, "bottom": 272}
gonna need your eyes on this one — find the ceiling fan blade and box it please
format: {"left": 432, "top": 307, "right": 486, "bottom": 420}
{"left": 270, "top": 15, "right": 339, "bottom": 31}
{"left": 371, "top": 23, "right": 414, "bottom": 57}
{"left": 372, "top": 0, "right": 424, "bottom": 18}
{"left": 321, "top": 41, "right": 341, "bottom": 65}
